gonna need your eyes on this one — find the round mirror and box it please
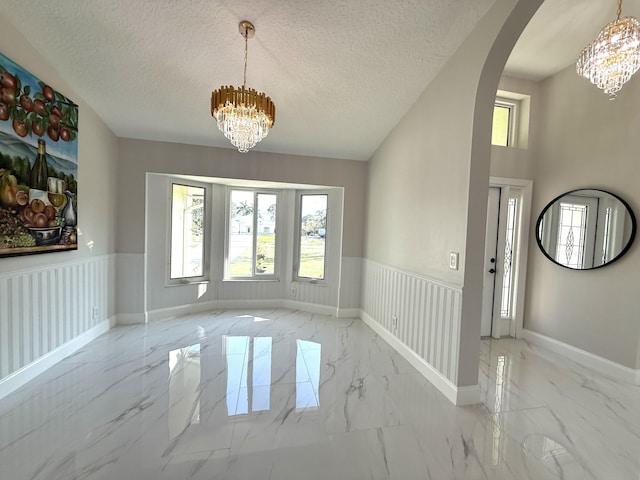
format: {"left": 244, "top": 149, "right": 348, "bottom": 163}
{"left": 536, "top": 189, "right": 636, "bottom": 270}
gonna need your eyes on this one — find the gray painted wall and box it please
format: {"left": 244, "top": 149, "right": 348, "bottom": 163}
{"left": 490, "top": 75, "right": 541, "bottom": 180}
{"left": 117, "top": 139, "right": 367, "bottom": 317}
{"left": 525, "top": 64, "right": 640, "bottom": 369}
{"left": 364, "top": 0, "right": 544, "bottom": 388}
{"left": 0, "top": 14, "right": 119, "bottom": 269}
{"left": 117, "top": 139, "right": 366, "bottom": 257}
{"left": 0, "top": 13, "right": 119, "bottom": 382}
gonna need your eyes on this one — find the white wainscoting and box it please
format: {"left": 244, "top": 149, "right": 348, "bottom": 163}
{"left": 218, "top": 279, "right": 284, "bottom": 301}
{"left": 360, "top": 259, "right": 477, "bottom": 404}
{"left": 140, "top": 256, "right": 361, "bottom": 323}
{"left": 289, "top": 280, "right": 337, "bottom": 308}
{"left": 0, "top": 254, "right": 115, "bottom": 399}
{"left": 145, "top": 298, "right": 337, "bottom": 324}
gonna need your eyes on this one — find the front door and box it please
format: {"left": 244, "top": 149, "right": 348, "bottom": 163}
{"left": 481, "top": 187, "right": 500, "bottom": 337}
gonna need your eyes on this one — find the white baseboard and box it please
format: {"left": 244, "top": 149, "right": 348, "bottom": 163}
{"left": 217, "top": 299, "right": 282, "bottom": 312}
{"left": 0, "top": 317, "right": 114, "bottom": 401}
{"left": 337, "top": 307, "right": 360, "bottom": 318}
{"left": 282, "top": 299, "right": 337, "bottom": 317}
{"left": 360, "top": 311, "right": 480, "bottom": 406}
{"left": 522, "top": 329, "right": 640, "bottom": 385}
{"left": 144, "top": 299, "right": 342, "bottom": 323}
{"left": 116, "top": 313, "right": 146, "bottom": 325}
{"left": 500, "top": 317, "right": 511, "bottom": 338}
{"left": 145, "top": 300, "right": 220, "bottom": 323}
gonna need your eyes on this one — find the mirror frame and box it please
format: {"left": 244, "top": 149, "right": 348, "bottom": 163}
{"left": 535, "top": 188, "right": 637, "bottom": 270}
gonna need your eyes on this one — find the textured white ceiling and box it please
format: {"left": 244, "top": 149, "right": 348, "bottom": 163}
{"left": 505, "top": 0, "right": 640, "bottom": 80}
{"left": 2, "top": 0, "right": 633, "bottom": 161}
{"left": 0, "top": 0, "right": 494, "bottom": 160}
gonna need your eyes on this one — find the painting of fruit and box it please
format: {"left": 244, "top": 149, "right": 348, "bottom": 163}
{"left": 0, "top": 50, "right": 78, "bottom": 257}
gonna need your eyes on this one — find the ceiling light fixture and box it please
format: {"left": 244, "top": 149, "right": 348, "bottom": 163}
{"left": 576, "top": 0, "right": 640, "bottom": 98}
{"left": 211, "top": 21, "right": 276, "bottom": 153}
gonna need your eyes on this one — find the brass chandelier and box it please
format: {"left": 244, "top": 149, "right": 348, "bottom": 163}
{"left": 211, "top": 21, "right": 276, "bottom": 153}
{"left": 576, "top": 0, "right": 640, "bottom": 98}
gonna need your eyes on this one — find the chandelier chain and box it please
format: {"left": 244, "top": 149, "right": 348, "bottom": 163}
{"left": 617, "top": 0, "right": 622, "bottom": 20}
{"left": 243, "top": 25, "right": 248, "bottom": 88}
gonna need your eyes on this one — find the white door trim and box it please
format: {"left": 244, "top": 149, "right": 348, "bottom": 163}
{"left": 489, "top": 177, "right": 533, "bottom": 339}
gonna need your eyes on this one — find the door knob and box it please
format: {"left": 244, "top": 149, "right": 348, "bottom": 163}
{"left": 490, "top": 258, "right": 496, "bottom": 263}
{"left": 488, "top": 268, "right": 496, "bottom": 274}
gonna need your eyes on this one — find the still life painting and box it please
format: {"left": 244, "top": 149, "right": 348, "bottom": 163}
{"left": 0, "top": 51, "right": 78, "bottom": 257}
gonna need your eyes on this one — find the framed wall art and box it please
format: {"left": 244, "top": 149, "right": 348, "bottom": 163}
{"left": 0, "top": 51, "right": 78, "bottom": 257}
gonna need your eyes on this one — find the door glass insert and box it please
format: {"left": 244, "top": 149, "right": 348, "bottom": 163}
{"left": 556, "top": 203, "right": 588, "bottom": 268}
{"left": 501, "top": 197, "right": 518, "bottom": 319}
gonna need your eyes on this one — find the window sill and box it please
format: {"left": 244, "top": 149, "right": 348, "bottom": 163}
{"left": 223, "top": 278, "right": 281, "bottom": 283}
{"left": 166, "top": 279, "right": 209, "bottom": 287}
{"left": 293, "top": 279, "right": 327, "bottom": 287}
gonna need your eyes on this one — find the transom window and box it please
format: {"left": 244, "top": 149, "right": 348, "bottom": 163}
{"left": 492, "top": 99, "right": 517, "bottom": 147}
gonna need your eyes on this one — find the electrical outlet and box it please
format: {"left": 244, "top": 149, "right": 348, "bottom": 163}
{"left": 392, "top": 315, "right": 398, "bottom": 330}
{"left": 449, "top": 252, "right": 459, "bottom": 270}
{"left": 291, "top": 287, "right": 296, "bottom": 297}
{"left": 92, "top": 306, "right": 99, "bottom": 320}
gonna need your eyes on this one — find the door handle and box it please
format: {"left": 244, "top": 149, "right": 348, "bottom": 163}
{"left": 488, "top": 268, "right": 496, "bottom": 274}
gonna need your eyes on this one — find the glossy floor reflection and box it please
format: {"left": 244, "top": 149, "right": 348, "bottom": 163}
{"left": 1, "top": 309, "right": 639, "bottom": 479}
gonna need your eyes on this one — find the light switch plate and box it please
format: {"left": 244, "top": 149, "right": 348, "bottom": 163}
{"left": 449, "top": 252, "right": 459, "bottom": 270}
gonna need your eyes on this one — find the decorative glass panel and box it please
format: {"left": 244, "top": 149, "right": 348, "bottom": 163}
{"left": 500, "top": 198, "right": 517, "bottom": 318}
{"left": 556, "top": 203, "right": 588, "bottom": 268}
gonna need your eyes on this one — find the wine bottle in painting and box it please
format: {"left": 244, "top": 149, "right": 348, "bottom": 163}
{"left": 30, "top": 139, "right": 48, "bottom": 191}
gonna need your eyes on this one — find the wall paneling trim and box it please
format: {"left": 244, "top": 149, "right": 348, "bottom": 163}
{"left": 0, "top": 255, "right": 116, "bottom": 400}
{"left": 360, "top": 259, "right": 479, "bottom": 405}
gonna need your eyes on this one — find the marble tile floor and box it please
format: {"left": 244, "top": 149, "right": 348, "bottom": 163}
{"left": 0, "top": 308, "right": 639, "bottom": 479}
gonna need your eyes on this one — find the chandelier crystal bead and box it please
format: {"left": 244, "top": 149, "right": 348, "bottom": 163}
{"left": 211, "top": 21, "right": 276, "bottom": 153}
{"left": 576, "top": 0, "right": 640, "bottom": 98}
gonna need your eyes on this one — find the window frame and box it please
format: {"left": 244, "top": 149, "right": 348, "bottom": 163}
{"left": 492, "top": 97, "right": 519, "bottom": 147}
{"left": 167, "top": 181, "right": 209, "bottom": 285}
{"left": 293, "top": 190, "right": 330, "bottom": 284}
{"left": 224, "top": 187, "right": 280, "bottom": 281}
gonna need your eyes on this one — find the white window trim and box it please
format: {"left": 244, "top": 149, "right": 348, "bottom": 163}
{"left": 166, "top": 180, "right": 210, "bottom": 286}
{"left": 494, "top": 97, "right": 519, "bottom": 148}
{"left": 224, "top": 187, "right": 281, "bottom": 281}
{"left": 293, "top": 189, "right": 330, "bottom": 285}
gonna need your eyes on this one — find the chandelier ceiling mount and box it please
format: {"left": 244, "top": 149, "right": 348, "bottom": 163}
{"left": 211, "top": 20, "right": 276, "bottom": 153}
